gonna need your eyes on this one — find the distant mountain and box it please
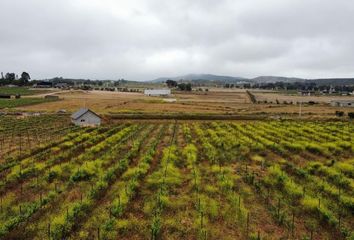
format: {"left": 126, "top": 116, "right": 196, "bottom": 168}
{"left": 150, "top": 74, "right": 248, "bottom": 83}
{"left": 150, "top": 74, "right": 354, "bottom": 86}
{"left": 251, "top": 76, "right": 306, "bottom": 83}
{"left": 150, "top": 74, "right": 306, "bottom": 84}
{"left": 251, "top": 76, "right": 354, "bottom": 85}
{"left": 43, "top": 74, "right": 354, "bottom": 86}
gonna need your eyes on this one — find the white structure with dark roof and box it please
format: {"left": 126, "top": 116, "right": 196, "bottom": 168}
{"left": 71, "top": 108, "right": 101, "bottom": 126}
{"left": 144, "top": 89, "right": 171, "bottom": 96}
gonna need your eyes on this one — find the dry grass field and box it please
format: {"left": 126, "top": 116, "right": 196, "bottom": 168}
{"left": 13, "top": 89, "right": 353, "bottom": 118}
{"left": 18, "top": 90, "right": 250, "bottom": 114}
{"left": 255, "top": 92, "right": 354, "bottom": 104}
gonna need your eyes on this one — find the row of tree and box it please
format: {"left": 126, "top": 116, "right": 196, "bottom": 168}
{"left": 224, "top": 81, "right": 354, "bottom": 92}
{"left": 168, "top": 79, "right": 353, "bottom": 92}
{"left": 336, "top": 111, "right": 354, "bottom": 119}
{"left": 0, "top": 72, "right": 31, "bottom": 86}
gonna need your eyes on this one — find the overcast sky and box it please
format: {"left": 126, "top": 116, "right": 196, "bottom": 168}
{"left": 1, "top": 0, "right": 353, "bottom": 80}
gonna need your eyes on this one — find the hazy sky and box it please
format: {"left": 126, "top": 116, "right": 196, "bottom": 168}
{"left": 1, "top": 0, "right": 353, "bottom": 80}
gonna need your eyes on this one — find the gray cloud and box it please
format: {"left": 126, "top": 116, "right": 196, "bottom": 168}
{"left": 0, "top": 0, "right": 353, "bottom": 80}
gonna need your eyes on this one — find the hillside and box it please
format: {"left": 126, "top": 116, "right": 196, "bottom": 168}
{"left": 150, "top": 74, "right": 247, "bottom": 83}
{"left": 251, "top": 76, "right": 305, "bottom": 83}
{"left": 150, "top": 74, "right": 354, "bottom": 86}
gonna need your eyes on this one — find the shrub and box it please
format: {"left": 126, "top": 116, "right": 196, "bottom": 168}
{"left": 305, "top": 143, "right": 329, "bottom": 156}
{"left": 204, "top": 184, "right": 218, "bottom": 195}
{"left": 323, "top": 142, "right": 342, "bottom": 154}
{"left": 335, "top": 162, "right": 354, "bottom": 177}
{"left": 46, "top": 170, "right": 58, "bottom": 182}
{"left": 69, "top": 169, "right": 94, "bottom": 183}
{"left": 61, "top": 141, "right": 74, "bottom": 149}
{"left": 301, "top": 196, "right": 318, "bottom": 211}
{"left": 281, "top": 141, "right": 304, "bottom": 152}
{"left": 89, "top": 181, "right": 108, "bottom": 200}
{"left": 301, "top": 196, "right": 338, "bottom": 226}
{"left": 199, "top": 195, "right": 219, "bottom": 219}
{"left": 341, "top": 196, "right": 354, "bottom": 212}
{"left": 337, "top": 141, "right": 352, "bottom": 151}
{"left": 284, "top": 180, "right": 303, "bottom": 201}
{"left": 335, "top": 111, "right": 344, "bottom": 117}
{"left": 150, "top": 215, "right": 161, "bottom": 240}
{"left": 182, "top": 144, "right": 198, "bottom": 167}
{"left": 264, "top": 165, "right": 286, "bottom": 187}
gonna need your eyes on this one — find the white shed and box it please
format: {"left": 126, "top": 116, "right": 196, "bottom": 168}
{"left": 144, "top": 89, "right": 171, "bottom": 96}
{"left": 71, "top": 108, "right": 101, "bottom": 127}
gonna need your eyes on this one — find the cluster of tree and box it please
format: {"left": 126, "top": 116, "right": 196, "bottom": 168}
{"left": 0, "top": 72, "right": 31, "bottom": 86}
{"left": 44, "top": 77, "right": 130, "bottom": 87}
{"left": 336, "top": 111, "right": 354, "bottom": 119}
{"left": 166, "top": 80, "right": 192, "bottom": 91}
{"left": 166, "top": 79, "right": 178, "bottom": 88}
{"left": 223, "top": 83, "right": 241, "bottom": 88}
{"left": 177, "top": 83, "right": 192, "bottom": 91}
{"left": 242, "top": 81, "right": 354, "bottom": 92}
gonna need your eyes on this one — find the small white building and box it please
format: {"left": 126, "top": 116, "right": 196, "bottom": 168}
{"left": 330, "top": 100, "right": 354, "bottom": 107}
{"left": 144, "top": 89, "right": 171, "bottom": 97}
{"left": 71, "top": 108, "right": 101, "bottom": 126}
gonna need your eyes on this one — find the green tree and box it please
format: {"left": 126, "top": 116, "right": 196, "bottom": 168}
{"left": 166, "top": 79, "right": 177, "bottom": 88}
{"left": 178, "top": 83, "right": 192, "bottom": 91}
{"left": 19, "top": 72, "right": 31, "bottom": 85}
{"left": 348, "top": 112, "right": 354, "bottom": 119}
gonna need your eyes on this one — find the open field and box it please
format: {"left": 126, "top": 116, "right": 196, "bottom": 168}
{"left": 0, "top": 118, "right": 353, "bottom": 239}
{"left": 11, "top": 89, "right": 354, "bottom": 118}
{"left": 254, "top": 92, "right": 354, "bottom": 104}
{"left": 16, "top": 90, "right": 250, "bottom": 114}
{"left": 0, "top": 87, "right": 53, "bottom": 96}
{"left": 0, "top": 87, "right": 59, "bottom": 109}
{"left": 0, "top": 98, "right": 59, "bottom": 109}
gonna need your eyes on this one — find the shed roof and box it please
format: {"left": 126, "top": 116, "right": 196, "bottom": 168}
{"left": 71, "top": 108, "right": 100, "bottom": 120}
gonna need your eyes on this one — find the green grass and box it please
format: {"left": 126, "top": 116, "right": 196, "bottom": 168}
{"left": 0, "top": 98, "right": 58, "bottom": 109}
{"left": 0, "top": 87, "right": 51, "bottom": 96}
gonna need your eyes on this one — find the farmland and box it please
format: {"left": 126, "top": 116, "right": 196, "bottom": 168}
{"left": 0, "top": 118, "right": 353, "bottom": 239}
{"left": 0, "top": 98, "right": 59, "bottom": 109}
{"left": 13, "top": 89, "right": 354, "bottom": 118}
{"left": 0, "top": 115, "right": 72, "bottom": 160}
{"left": 0, "top": 87, "right": 58, "bottom": 109}
{"left": 0, "top": 87, "right": 53, "bottom": 96}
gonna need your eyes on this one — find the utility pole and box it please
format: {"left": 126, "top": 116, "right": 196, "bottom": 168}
{"left": 299, "top": 101, "right": 302, "bottom": 118}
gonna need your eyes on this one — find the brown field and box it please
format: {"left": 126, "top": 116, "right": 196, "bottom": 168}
{"left": 15, "top": 89, "right": 353, "bottom": 118}
{"left": 255, "top": 92, "right": 354, "bottom": 103}
{"left": 19, "top": 90, "right": 249, "bottom": 114}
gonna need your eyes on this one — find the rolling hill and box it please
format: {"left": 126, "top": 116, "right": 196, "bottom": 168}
{"left": 149, "top": 74, "right": 354, "bottom": 86}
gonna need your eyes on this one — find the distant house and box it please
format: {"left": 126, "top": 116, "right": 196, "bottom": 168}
{"left": 71, "top": 108, "right": 101, "bottom": 126}
{"left": 298, "top": 90, "right": 315, "bottom": 96}
{"left": 330, "top": 100, "right": 354, "bottom": 107}
{"left": 55, "top": 83, "right": 69, "bottom": 88}
{"left": 33, "top": 81, "right": 53, "bottom": 88}
{"left": 144, "top": 89, "right": 171, "bottom": 96}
